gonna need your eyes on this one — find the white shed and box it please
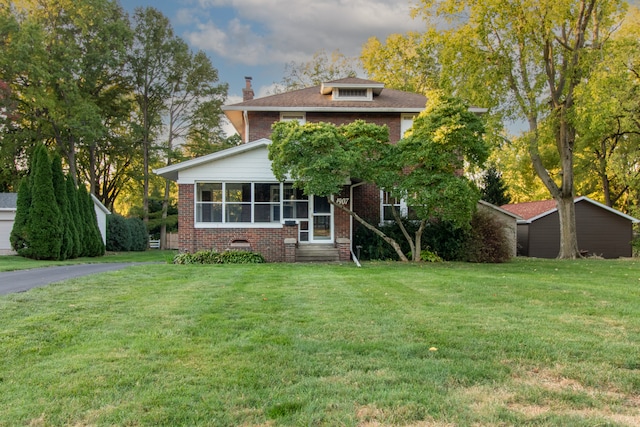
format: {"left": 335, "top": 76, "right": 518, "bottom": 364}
{"left": 0, "top": 192, "right": 110, "bottom": 255}
{"left": 0, "top": 193, "right": 18, "bottom": 255}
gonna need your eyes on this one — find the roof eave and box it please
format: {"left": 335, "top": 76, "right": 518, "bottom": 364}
{"left": 153, "top": 138, "right": 272, "bottom": 181}
{"left": 222, "top": 106, "right": 427, "bottom": 113}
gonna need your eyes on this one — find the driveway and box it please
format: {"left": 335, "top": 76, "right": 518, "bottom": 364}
{"left": 0, "top": 263, "right": 142, "bottom": 295}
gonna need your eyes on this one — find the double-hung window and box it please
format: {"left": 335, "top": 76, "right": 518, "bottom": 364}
{"left": 380, "top": 190, "right": 418, "bottom": 223}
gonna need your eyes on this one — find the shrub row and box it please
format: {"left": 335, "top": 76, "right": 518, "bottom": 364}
{"left": 106, "top": 214, "right": 148, "bottom": 252}
{"left": 354, "top": 210, "right": 511, "bottom": 263}
{"left": 173, "top": 250, "right": 265, "bottom": 265}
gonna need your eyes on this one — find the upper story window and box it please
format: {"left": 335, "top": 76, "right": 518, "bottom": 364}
{"left": 401, "top": 114, "right": 416, "bottom": 138}
{"left": 333, "top": 87, "right": 373, "bottom": 101}
{"left": 380, "top": 190, "right": 418, "bottom": 223}
{"left": 280, "top": 112, "right": 306, "bottom": 124}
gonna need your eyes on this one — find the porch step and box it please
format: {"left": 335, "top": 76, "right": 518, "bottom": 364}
{"left": 295, "top": 244, "right": 340, "bottom": 262}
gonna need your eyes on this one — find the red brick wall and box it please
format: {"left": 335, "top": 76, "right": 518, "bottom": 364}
{"left": 247, "top": 111, "right": 403, "bottom": 143}
{"left": 177, "top": 183, "right": 297, "bottom": 262}
{"left": 247, "top": 112, "right": 279, "bottom": 141}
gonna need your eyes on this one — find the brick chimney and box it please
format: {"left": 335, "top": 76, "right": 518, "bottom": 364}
{"left": 242, "top": 76, "right": 254, "bottom": 101}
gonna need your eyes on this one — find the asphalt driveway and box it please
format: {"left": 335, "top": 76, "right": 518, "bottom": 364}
{"left": 0, "top": 263, "right": 140, "bottom": 295}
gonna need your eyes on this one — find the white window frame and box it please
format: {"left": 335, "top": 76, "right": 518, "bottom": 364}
{"left": 401, "top": 114, "right": 416, "bottom": 138}
{"left": 195, "top": 182, "right": 284, "bottom": 228}
{"left": 380, "top": 190, "right": 411, "bottom": 224}
{"left": 280, "top": 112, "right": 306, "bottom": 124}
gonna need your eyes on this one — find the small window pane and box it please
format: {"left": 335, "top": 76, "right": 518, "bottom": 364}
{"left": 226, "top": 183, "right": 251, "bottom": 203}
{"left": 226, "top": 204, "right": 251, "bottom": 222}
{"left": 198, "top": 183, "right": 222, "bottom": 202}
{"left": 197, "top": 204, "right": 222, "bottom": 222}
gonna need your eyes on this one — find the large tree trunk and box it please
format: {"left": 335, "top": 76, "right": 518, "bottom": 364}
{"left": 556, "top": 195, "right": 580, "bottom": 259}
{"left": 528, "top": 112, "right": 581, "bottom": 259}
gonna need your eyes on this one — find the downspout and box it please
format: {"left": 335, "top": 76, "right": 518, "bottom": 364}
{"left": 350, "top": 181, "right": 366, "bottom": 267}
{"left": 243, "top": 110, "right": 249, "bottom": 143}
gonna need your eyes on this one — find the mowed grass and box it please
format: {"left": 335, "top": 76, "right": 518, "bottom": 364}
{"left": 0, "top": 250, "right": 176, "bottom": 272}
{"left": 0, "top": 259, "right": 639, "bottom": 426}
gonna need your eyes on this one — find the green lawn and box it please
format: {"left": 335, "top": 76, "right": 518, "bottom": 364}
{"left": 0, "top": 259, "right": 638, "bottom": 426}
{"left": 0, "top": 250, "right": 176, "bottom": 272}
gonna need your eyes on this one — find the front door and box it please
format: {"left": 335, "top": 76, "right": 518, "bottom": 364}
{"left": 311, "top": 195, "right": 332, "bottom": 242}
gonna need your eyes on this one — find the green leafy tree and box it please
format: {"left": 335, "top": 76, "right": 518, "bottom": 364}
{"left": 572, "top": 7, "right": 640, "bottom": 211}
{"left": 23, "top": 144, "right": 63, "bottom": 259}
{"left": 128, "top": 7, "right": 181, "bottom": 224}
{"left": 270, "top": 119, "right": 410, "bottom": 260}
{"left": 51, "top": 154, "right": 74, "bottom": 260}
{"left": 385, "top": 91, "right": 489, "bottom": 260}
{"left": 158, "top": 46, "right": 227, "bottom": 248}
{"left": 270, "top": 94, "right": 489, "bottom": 262}
{"left": 0, "top": 0, "right": 133, "bottom": 185}
{"left": 361, "top": 32, "right": 439, "bottom": 93}
{"left": 481, "top": 166, "right": 512, "bottom": 206}
{"left": 411, "top": 0, "right": 627, "bottom": 258}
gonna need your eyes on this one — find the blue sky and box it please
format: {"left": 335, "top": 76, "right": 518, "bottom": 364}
{"left": 117, "top": 0, "right": 424, "bottom": 104}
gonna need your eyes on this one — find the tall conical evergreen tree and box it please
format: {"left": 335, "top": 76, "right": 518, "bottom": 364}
{"left": 481, "top": 166, "right": 512, "bottom": 206}
{"left": 51, "top": 154, "right": 73, "bottom": 260}
{"left": 65, "top": 175, "right": 82, "bottom": 259}
{"left": 10, "top": 176, "right": 32, "bottom": 255}
{"left": 24, "top": 144, "right": 63, "bottom": 259}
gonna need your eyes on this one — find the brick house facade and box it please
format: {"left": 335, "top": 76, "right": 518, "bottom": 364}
{"left": 156, "top": 78, "right": 465, "bottom": 262}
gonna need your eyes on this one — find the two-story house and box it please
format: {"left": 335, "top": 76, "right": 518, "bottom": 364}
{"left": 155, "top": 77, "right": 453, "bottom": 262}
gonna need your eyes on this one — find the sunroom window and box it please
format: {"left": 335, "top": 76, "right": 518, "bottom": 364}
{"left": 196, "top": 182, "right": 280, "bottom": 224}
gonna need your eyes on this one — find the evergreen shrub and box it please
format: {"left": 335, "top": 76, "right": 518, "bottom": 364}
{"left": 127, "top": 217, "right": 148, "bottom": 252}
{"left": 464, "top": 211, "right": 511, "bottom": 263}
{"left": 106, "top": 214, "right": 132, "bottom": 251}
{"left": 24, "top": 144, "right": 62, "bottom": 259}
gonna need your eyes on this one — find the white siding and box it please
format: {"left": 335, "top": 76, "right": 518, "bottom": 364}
{"left": 0, "top": 210, "right": 16, "bottom": 253}
{"left": 93, "top": 205, "right": 107, "bottom": 244}
{"left": 177, "top": 145, "right": 277, "bottom": 184}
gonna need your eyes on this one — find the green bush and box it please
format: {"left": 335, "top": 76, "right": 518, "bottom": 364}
{"left": 354, "top": 218, "right": 468, "bottom": 261}
{"left": 464, "top": 211, "right": 511, "bottom": 263}
{"left": 173, "top": 250, "right": 265, "bottom": 265}
{"left": 127, "top": 217, "right": 148, "bottom": 252}
{"left": 218, "top": 250, "right": 265, "bottom": 264}
{"left": 106, "top": 214, "right": 132, "bottom": 251}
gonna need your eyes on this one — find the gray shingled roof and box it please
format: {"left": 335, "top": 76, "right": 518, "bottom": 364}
{"left": 0, "top": 193, "right": 17, "bottom": 209}
{"left": 223, "top": 77, "right": 428, "bottom": 111}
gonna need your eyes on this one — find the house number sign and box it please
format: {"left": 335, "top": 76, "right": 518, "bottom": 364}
{"left": 335, "top": 198, "right": 350, "bottom": 205}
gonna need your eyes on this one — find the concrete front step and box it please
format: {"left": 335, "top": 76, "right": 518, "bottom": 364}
{"left": 296, "top": 244, "right": 340, "bottom": 262}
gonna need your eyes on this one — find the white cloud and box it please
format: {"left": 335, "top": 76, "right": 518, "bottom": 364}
{"left": 181, "top": 0, "right": 424, "bottom": 66}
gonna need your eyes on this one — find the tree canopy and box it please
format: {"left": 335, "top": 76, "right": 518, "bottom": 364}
{"left": 0, "top": 0, "right": 229, "bottom": 217}
{"left": 270, "top": 94, "right": 488, "bottom": 261}
{"left": 401, "top": 0, "right": 630, "bottom": 258}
